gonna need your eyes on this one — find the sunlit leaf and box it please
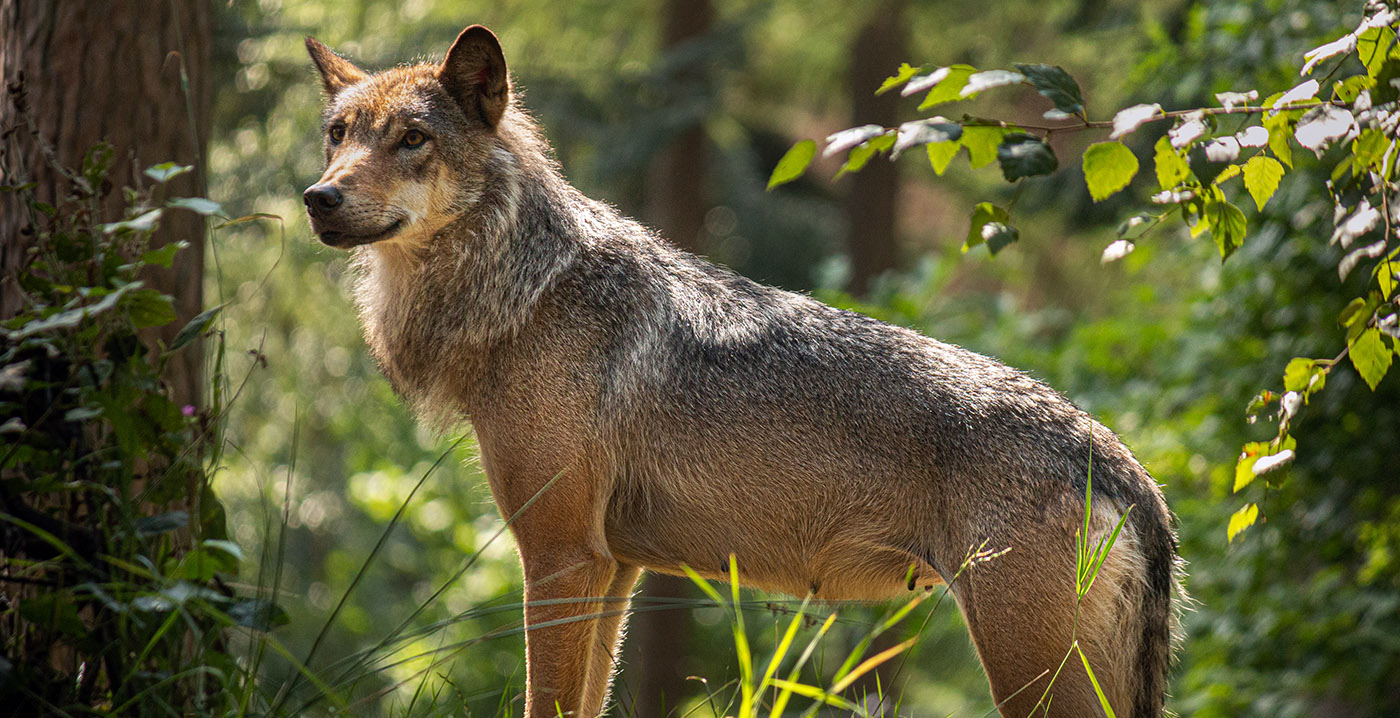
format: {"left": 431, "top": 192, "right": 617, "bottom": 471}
{"left": 961, "top": 126, "right": 1007, "bottom": 169}
{"left": 1082, "top": 141, "right": 1139, "bottom": 201}
{"left": 892, "top": 118, "right": 961, "bottom": 159}
{"left": 144, "top": 162, "right": 193, "bottom": 183}
{"left": 167, "top": 196, "right": 224, "bottom": 216}
{"left": 767, "top": 140, "right": 817, "bottom": 190}
{"left": 1349, "top": 327, "right": 1393, "bottom": 390}
{"left": 877, "top": 63, "right": 922, "bottom": 95}
{"left": 1154, "top": 136, "right": 1191, "bottom": 188}
{"left": 964, "top": 202, "right": 1010, "bottom": 253}
{"left": 916, "top": 65, "right": 976, "bottom": 109}
{"left": 1242, "top": 155, "right": 1285, "bottom": 210}
{"left": 926, "top": 140, "right": 961, "bottom": 176}
{"left": 1227, "top": 503, "right": 1259, "bottom": 542}
{"left": 960, "top": 69, "right": 1026, "bottom": 98}
{"left": 1110, "top": 103, "right": 1162, "bottom": 139}
{"left": 824, "top": 125, "right": 887, "bottom": 158}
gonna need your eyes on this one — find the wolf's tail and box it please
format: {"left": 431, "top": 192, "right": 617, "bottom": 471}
{"left": 1131, "top": 496, "right": 1182, "bottom": 718}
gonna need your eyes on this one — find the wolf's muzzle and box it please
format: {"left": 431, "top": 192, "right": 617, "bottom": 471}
{"left": 303, "top": 183, "right": 343, "bottom": 218}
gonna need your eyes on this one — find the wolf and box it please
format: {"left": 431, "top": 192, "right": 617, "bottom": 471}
{"left": 303, "top": 25, "right": 1180, "bottom": 718}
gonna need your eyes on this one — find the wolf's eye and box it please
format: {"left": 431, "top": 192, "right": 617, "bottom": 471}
{"left": 401, "top": 129, "right": 427, "bottom": 148}
{"left": 329, "top": 125, "right": 346, "bottom": 144}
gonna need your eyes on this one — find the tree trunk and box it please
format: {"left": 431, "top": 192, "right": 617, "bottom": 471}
{"left": 622, "top": 0, "right": 715, "bottom": 713}
{"left": 845, "top": 0, "right": 905, "bottom": 296}
{"left": 644, "top": 0, "right": 713, "bottom": 255}
{"left": 0, "top": 0, "right": 210, "bottom": 407}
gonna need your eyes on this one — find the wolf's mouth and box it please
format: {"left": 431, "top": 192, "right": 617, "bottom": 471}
{"left": 317, "top": 219, "right": 405, "bottom": 248}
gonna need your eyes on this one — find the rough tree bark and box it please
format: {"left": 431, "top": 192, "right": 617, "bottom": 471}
{"left": 0, "top": 0, "right": 210, "bottom": 407}
{"left": 846, "top": 0, "right": 905, "bottom": 297}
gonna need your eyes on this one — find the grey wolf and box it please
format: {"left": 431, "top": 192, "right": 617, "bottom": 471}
{"left": 302, "top": 25, "right": 1180, "bottom": 718}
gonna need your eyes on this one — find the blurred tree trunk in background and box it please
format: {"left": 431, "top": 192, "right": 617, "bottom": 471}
{"left": 845, "top": 0, "right": 904, "bottom": 296}
{"left": 847, "top": 5, "right": 907, "bottom": 707}
{"left": 0, "top": 0, "right": 210, "bottom": 407}
{"left": 644, "top": 0, "right": 713, "bottom": 255}
{"left": 624, "top": 0, "right": 712, "bottom": 712}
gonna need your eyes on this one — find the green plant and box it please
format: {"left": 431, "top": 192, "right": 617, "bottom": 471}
{"left": 0, "top": 120, "right": 286, "bottom": 714}
{"left": 771, "top": 1, "right": 1400, "bottom": 541}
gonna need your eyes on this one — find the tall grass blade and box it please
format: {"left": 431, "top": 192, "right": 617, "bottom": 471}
{"left": 1076, "top": 643, "right": 1117, "bottom": 718}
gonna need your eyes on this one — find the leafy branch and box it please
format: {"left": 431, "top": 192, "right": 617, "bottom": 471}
{"left": 769, "top": 1, "right": 1400, "bottom": 541}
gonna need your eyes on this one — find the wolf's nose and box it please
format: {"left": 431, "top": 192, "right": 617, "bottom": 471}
{"left": 303, "top": 184, "right": 343, "bottom": 213}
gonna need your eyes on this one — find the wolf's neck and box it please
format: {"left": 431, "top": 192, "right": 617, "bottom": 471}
{"left": 350, "top": 137, "right": 580, "bottom": 418}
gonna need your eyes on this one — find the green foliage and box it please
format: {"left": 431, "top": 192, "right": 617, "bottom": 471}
{"left": 1082, "top": 141, "right": 1140, "bottom": 202}
{"left": 767, "top": 139, "right": 816, "bottom": 189}
{"left": 783, "top": 0, "right": 1400, "bottom": 543}
{"left": 0, "top": 140, "right": 274, "bottom": 714}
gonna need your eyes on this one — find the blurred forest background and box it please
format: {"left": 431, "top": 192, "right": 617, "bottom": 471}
{"left": 4, "top": 0, "right": 1399, "bottom": 716}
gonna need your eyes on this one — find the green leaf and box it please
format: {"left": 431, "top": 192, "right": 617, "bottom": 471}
{"left": 1082, "top": 141, "right": 1140, "bottom": 202}
{"left": 1241, "top": 155, "right": 1285, "bottom": 211}
{"left": 123, "top": 288, "right": 177, "bottom": 329}
{"left": 1227, "top": 503, "right": 1259, "bottom": 542}
{"left": 19, "top": 593, "right": 86, "bottom": 638}
{"left": 63, "top": 407, "right": 103, "bottom": 422}
{"left": 835, "top": 132, "right": 896, "bottom": 178}
{"left": 1333, "top": 74, "right": 1374, "bottom": 103}
{"left": 1153, "top": 136, "right": 1190, "bottom": 189}
{"left": 877, "top": 63, "right": 922, "bottom": 95}
{"left": 1339, "top": 297, "right": 1369, "bottom": 327}
{"left": 917, "top": 65, "right": 976, "bottom": 109}
{"left": 960, "top": 70, "right": 1026, "bottom": 98}
{"left": 926, "top": 140, "right": 961, "bottom": 176}
{"left": 892, "top": 118, "right": 961, "bottom": 159}
{"left": 139, "top": 240, "right": 187, "bottom": 269}
{"left": 1379, "top": 266, "right": 1397, "bottom": 300}
{"left": 997, "top": 133, "right": 1057, "bottom": 182}
{"left": 1352, "top": 128, "right": 1391, "bottom": 172}
{"left": 1375, "top": 56, "right": 1400, "bottom": 104}
{"left": 170, "top": 303, "right": 223, "bottom": 352}
{"left": 166, "top": 196, "right": 223, "bottom": 216}
{"left": 1110, "top": 103, "right": 1163, "bottom": 140}
{"left": 964, "top": 202, "right": 1010, "bottom": 253}
{"left": 1283, "top": 358, "right": 1326, "bottom": 394}
{"left": 983, "top": 222, "right": 1020, "bottom": 255}
{"left": 1234, "top": 448, "right": 1260, "bottom": 493}
{"left": 1349, "top": 327, "right": 1393, "bottom": 390}
{"left": 1358, "top": 26, "right": 1397, "bottom": 78}
{"left": 203, "top": 539, "right": 246, "bottom": 563}
{"left": 144, "top": 162, "right": 193, "bottom": 184}
{"left": 1014, "top": 63, "right": 1085, "bottom": 115}
{"left": 961, "top": 126, "right": 1006, "bottom": 169}
{"left": 767, "top": 140, "right": 817, "bottom": 190}
{"left": 8, "top": 283, "right": 139, "bottom": 340}
{"left": 1263, "top": 113, "right": 1294, "bottom": 168}
{"left": 1205, "top": 197, "right": 1247, "bottom": 259}
{"left": 99, "top": 208, "right": 162, "bottom": 235}
{"left": 133, "top": 511, "right": 189, "bottom": 537}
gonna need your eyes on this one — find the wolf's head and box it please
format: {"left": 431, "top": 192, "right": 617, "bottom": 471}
{"left": 303, "top": 26, "right": 511, "bottom": 249}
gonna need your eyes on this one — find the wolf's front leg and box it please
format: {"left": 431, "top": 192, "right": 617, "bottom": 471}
{"left": 518, "top": 543, "right": 620, "bottom": 718}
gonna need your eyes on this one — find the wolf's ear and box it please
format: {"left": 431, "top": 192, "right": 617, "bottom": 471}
{"left": 438, "top": 25, "right": 510, "bottom": 128}
{"left": 305, "top": 37, "right": 368, "bottom": 96}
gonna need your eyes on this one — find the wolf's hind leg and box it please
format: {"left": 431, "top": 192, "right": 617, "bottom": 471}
{"left": 952, "top": 524, "right": 1137, "bottom": 718}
